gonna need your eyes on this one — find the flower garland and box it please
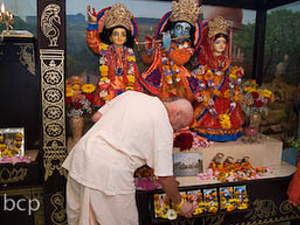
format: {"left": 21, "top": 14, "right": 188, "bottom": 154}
{"left": 161, "top": 42, "right": 190, "bottom": 90}
{"left": 98, "top": 43, "right": 137, "bottom": 104}
{"left": 193, "top": 65, "right": 244, "bottom": 130}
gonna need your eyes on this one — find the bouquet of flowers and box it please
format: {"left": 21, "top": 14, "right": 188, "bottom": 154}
{"left": 134, "top": 165, "right": 160, "bottom": 191}
{"left": 241, "top": 80, "right": 275, "bottom": 117}
{"left": 66, "top": 76, "right": 96, "bottom": 118}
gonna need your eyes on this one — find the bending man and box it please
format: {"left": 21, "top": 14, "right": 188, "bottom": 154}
{"left": 63, "top": 90, "right": 194, "bottom": 225}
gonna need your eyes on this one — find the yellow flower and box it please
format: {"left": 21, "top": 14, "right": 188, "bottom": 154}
{"left": 72, "top": 84, "right": 81, "bottom": 91}
{"left": 263, "top": 89, "right": 272, "bottom": 98}
{"left": 219, "top": 114, "right": 231, "bottom": 129}
{"left": 229, "top": 73, "right": 237, "bottom": 79}
{"left": 82, "top": 84, "right": 96, "bottom": 93}
{"left": 125, "top": 86, "right": 134, "bottom": 91}
{"left": 100, "top": 43, "right": 108, "bottom": 50}
{"left": 127, "top": 75, "right": 136, "bottom": 84}
{"left": 100, "top": 65, "right": 109, "bottom": 76}
{"left": 66, "top": 87, "right": 74, "bottom": 97}
{"left": 127, "top": 56, "right": 136, "bottom": 62}
{"left": 222, "top": 114, "right": 230, "bottom": 120}
{"left": 244, "top": 87, "right": 256, "bottom": 92}
{"left": 100, "top": 77, "right": 109, "bottom": 82}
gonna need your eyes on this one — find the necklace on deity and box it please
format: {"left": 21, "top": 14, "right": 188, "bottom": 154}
{"left": 109, "top": 45, "right": 128, "bottom": 76}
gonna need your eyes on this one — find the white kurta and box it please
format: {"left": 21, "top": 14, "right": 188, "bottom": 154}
{"left": 63, "top": 91, "right": 174, "bottom": 195}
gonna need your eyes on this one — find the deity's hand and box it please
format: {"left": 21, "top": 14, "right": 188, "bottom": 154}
{"left": 162, "top": 31, "right": 171, "bottom": 50}
{"left": 144, "top": 34, "right": 154, "bottom": 55}
{"left": 87, "top": 5, "right": 97, "bottom": 23}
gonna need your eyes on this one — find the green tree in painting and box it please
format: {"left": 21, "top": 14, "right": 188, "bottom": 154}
{"left": 234, "top": 9, "right": 300, "bottom": 83}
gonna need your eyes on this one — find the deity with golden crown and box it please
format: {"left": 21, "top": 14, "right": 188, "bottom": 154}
{"left": 139, "top": 0, "right": 203, "bottom": 102}
{"left": 86, "top": 3, "right": 142, "bottom": 107}
{"left": 191, "top": 16, "right": 244, "bottom": 141}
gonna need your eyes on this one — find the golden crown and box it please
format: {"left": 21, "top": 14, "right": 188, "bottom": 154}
{"left": 170, "top": 0, "right": 202, "bottom": 25}
{"left": 104, "top": 3, "right": 133, "bottom": 31}
{"left": 208, "top": 16, "right": 229, "bottom": 38}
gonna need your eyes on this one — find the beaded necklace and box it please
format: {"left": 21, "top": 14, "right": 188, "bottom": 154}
{"left": 109, "top": 45, "right": 128, "bottom": 76}
{"left": 97, "top": 43, "right": 137, "bottom": 104}
{"left": 194, "top": 65, "right": 243, "bottom": 129}
{"left": 161, "top": 41, "right": 190, "bottom": 86}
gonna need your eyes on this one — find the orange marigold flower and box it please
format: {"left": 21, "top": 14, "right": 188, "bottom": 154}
{"left": 171, "top": 64, "right": 178, "bottom": 71}
{"left": 204, "top": 70, "right": 213, "bottom": 81}
{"left": 72, "top": 84, "right": 81, "bottom": 91}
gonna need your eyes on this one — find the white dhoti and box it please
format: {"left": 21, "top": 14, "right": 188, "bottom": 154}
{"left": 66, "top": 177, "right": 139, "bottom": 225}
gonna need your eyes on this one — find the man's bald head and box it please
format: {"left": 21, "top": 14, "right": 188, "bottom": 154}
{"left": 163, "top": 97, "right": 194, "bottom": 132}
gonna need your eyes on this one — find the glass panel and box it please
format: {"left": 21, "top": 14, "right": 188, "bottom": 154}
{"left": 262, "top": 1, "right": 300, "bottom": 142}
{"left": 0, "top": 0, "right": 37, "bottom": 35}
{"left": 0, "top": 0, "right": 39, "bottom": 150}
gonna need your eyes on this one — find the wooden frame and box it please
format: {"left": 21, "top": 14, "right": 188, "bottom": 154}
{"left": 34, "top": 0, "right": 300, "bottom": 224}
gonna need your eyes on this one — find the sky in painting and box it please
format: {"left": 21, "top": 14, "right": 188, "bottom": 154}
{"left": 2, "top": 0, "right": 300, "bottom": 23}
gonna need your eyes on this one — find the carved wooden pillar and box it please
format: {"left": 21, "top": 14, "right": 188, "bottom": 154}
{"left": 37, "top": 0, "right": 67, "bottom": 224}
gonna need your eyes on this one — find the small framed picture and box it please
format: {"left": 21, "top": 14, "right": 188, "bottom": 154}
{"left": 0, "top": 128, "right": 25, "bottom": 158}
{"left": 234, "top": 185, "right": 249, "bottom": 210}
{"left": 173, "top": 152, "right": 203, "bottom": 176}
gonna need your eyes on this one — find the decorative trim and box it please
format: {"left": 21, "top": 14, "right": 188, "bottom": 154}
{"left": 171, "top": 215, "right": 225, "bottom": 225}
{"left": 40, "top": 49, "right": 67, "bottom": 181}
{"left": 50, "top": 192, "right": 67, "bottom": 225}
{"left": 245, "top": 199, "right": 277, "bottom": 220}
{"left": 43, "top": 146, "right": 67, "bottom": 180}
{"left": 14, "top": 43, "right": 36, "bottom": 75}
{"left": 0, "top": 167, "right": 28, "bottom": 184}
{"left": 41, "top": 4, "right": 61, "bottom": 47}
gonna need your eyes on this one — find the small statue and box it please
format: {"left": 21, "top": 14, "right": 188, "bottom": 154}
{"left": 86, "top": 3, "right": 142, "bottom": 107}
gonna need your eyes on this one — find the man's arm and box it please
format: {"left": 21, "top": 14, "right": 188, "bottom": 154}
{"left": 157, "top": 176, "right": 194, "bottom": 218}
{"left": 91, "top": 111, "right": 103, "bottom": 123}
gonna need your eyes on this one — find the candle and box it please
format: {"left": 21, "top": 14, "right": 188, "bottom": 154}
{"left": 1, "top": 3, "right": 5, "bottom": 13}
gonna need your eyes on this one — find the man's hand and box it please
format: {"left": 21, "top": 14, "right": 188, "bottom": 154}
{"left": 179, "top": 201, "right": 194, "bottom": 218}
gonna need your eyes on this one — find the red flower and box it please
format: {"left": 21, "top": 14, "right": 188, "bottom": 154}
{"left": 85, "top": 93, "right": 94, "bottom": 102}
{"left": 251, "top": 91, "right": 259, "bottom": 99}
{"left": 255, "top": 100, "right": 264, "bottom": 108}
{"left": 74, "top": 101, "right": 82, "bottom": 109}
{"left": 66, "top": 97, "right": 72, "bottom": 105}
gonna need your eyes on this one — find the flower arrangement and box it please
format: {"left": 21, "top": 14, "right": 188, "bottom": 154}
{"left": 241, "top": 80, "right": 275, "bottom": 117}
{"left": 66, "top": 76, "right": 96, "bottom": 118}
{"left": 134, "top": 165, "right": 160, "bottom": 191}
{"left": 197, "top": 153, "right": 273, "bottom": 183}
{"left": 0, "top": 132, "right": 23, "bottom": 157}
